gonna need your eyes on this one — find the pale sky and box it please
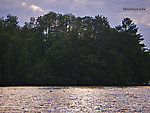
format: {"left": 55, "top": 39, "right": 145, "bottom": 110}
{"left": 0, "top": 0, "right": 150, "bottom": 48}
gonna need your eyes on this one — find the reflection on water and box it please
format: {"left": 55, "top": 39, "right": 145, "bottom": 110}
{"left": 0, "top": 86, "right": 150, "bottom": 112}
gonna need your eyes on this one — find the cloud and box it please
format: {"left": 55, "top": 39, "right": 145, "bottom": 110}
{"left": 136, "top": 15, "right": 150, "bottom": 26}
{"left": 21, "top": 2, "right": 44, "bottom": 12}
{"left": 22, "top": 2, "right": 26, "bottom": 6}
{"left": 30, "top": 5, "right": 43, "bottom": 12}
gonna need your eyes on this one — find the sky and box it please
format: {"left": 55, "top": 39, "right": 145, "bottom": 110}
{"left": 0, "top": 0, "right": 150, "bottom": 48}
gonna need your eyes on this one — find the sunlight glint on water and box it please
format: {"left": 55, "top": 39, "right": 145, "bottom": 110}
{"left": 0, "top": 86, "right": 150, "bottom": 112}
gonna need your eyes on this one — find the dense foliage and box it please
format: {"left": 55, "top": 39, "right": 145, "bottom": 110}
{"left": 0, "top": 12, "right": 150, "bottom": 86}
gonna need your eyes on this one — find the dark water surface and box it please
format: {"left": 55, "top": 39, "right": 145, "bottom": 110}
{"left": 0, "top": 86, "right": 150, "bottom": 112}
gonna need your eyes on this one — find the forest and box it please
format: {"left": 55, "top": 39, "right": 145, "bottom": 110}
{"left": 0, "top": 11, "right": 150, "bottom": 86}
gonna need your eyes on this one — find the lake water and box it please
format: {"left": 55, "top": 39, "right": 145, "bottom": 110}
{"left": 0, "top": 86, "right": 150, "bottom": 112}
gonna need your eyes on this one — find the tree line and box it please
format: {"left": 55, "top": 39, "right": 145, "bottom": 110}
{"left": 0, "top": 12, "right": 150, "bottom": 86}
